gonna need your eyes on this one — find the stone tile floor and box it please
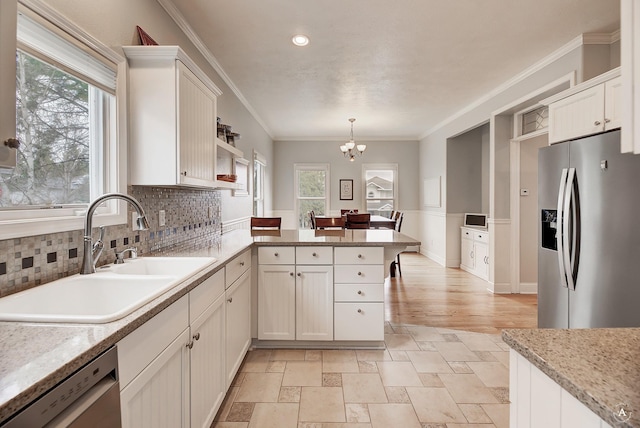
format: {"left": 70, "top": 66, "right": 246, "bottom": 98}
{"left": 213, "top": 323, "right": 511, "bottom": 428}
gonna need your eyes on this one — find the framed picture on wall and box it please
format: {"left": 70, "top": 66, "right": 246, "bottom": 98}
{"left": 340, "top": 179, "right": 353, "bottom": 200}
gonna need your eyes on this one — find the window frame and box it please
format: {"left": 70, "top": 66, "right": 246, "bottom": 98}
{"left": 253, "top": 150, "right": 266, "bottom": 216}
{"left": 294, "top": 163, "right": 330, "bottom": 229}
{"left": 362, "top": 163, "right": 398, "bottom": 216}
{"left": 0, "top": 1, "right": 128, "bottom": 240}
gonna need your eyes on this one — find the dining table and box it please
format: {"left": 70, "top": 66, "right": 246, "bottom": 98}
{"left": 369, "top": 214, "right": 396, "bottom": 229}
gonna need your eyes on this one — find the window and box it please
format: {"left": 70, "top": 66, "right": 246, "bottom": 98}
{"left": 363, "top": 164, "right": 397, "bottom": 217}
{"left": 253, "top": 151, "right": 265, "bottom": 216}
{"left": 295, "top": 164, "right": 329, "bottom": 229}
{"left": 0, "top": 4, "right": 125, "bottom": 239}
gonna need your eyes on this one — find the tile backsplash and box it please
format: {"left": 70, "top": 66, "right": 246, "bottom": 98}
{"left": 0, "top": 186, "right": 221, "bottom": 297}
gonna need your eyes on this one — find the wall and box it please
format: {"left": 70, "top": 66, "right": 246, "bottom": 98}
{"left": 273, "top": 139, "right": 420, "bottom": 240}
{"left": 0, "top": 1, "right": 275, "bottom": 296}
{"left": 419, "top": 43, "right": 592, "bottom": 266}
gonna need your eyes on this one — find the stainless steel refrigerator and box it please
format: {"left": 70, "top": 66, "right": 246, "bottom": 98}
{"left": 538, "top": 129, "right": 640, "bottom": 328}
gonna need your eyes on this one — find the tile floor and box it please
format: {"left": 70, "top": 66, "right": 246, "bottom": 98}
{"left": 213, "top": 323, "right": 511, "bottom": 428}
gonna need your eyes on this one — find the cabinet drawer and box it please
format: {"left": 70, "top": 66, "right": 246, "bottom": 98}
{"left": 334, "top": 303, "right": 384, "bottom": 341}
{"left": 226, "top": 249, "right": 252, "bottom": 288}
{"left": 117, "top": 294, "right": 189, "bottom": 389}
{"left": 334, "top": 265, "right": 384, "bottom": 284}
{"left": 474, "top": 231, "right": 489, "bottom": 243}
{"left": 296, "top": 246, "right": 333, "bottom": 264}
{"left": 335, "top": 284, "right": 384, "bottom": 302}
{"left": 334, "top": 247, "right": 383, "bottom": 265}
{"left": 461, "top": 229, "right": 473, "bottom": 240}
{"left": 258, "top": 246, "right": 295, "bottom": 264}
{"left": 190, "top": 269, "right": 225, "bottom": 323}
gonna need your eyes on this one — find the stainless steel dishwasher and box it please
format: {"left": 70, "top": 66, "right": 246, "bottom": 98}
{"left": 3, "top": 346, "right": 121, "bottom": 428}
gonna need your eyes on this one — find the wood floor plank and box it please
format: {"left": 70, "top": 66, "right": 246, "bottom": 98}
{"left": 386, "top": 253, "right": 538, "bottom": 334}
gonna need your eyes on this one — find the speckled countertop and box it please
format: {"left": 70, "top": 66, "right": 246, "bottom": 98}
{"left": 0, "top": 229, "right": 419, "bottom": 424}
{"left": 502, "top": 328, "right": 640, "bottom": 427}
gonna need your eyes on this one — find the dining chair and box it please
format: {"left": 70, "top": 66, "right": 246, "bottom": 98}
{"left": 345, "top": 213, "right": 370, "bottom": 229}
{"left": 340, "top": 209, "right": 359, "bottom": 216}
{"left": 389, "top": 210, "right": 396, "bottom": 220}
{"left": 250, "top": 216, "right": 282, "bottom": 229}
{"left": 394, "top": 212, "right": 404, "bottom": 276}
{"left": 309, "top": 211, "right": 317, "bottom": 229}
{"left": 315, "top": 217, "right": 345, "bottom": 229}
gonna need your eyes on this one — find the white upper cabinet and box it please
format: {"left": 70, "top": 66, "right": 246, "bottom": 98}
{"left": 544, "top": 69, "right": 621, "bottom": 145}
{"left": 124, "top": 46, "right": 243, "bottom": 188}
{"left": 621, "top": 0, "right": 640, "bottom": 154}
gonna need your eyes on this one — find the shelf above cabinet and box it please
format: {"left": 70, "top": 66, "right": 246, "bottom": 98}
{"left": 216, "top": 138, "right": 243, "bottom": 158}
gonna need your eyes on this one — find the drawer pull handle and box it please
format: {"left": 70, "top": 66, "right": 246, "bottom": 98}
{"left": 227, "top": 297, "right": 233, "bottom": 303}
{"left": 186, "top": 341, "right": 194, "bottom": 349}
{"left": 604, "top": 118, "right": 611, "bottom": 123}
{"left": 274, "top": 252, "right": 279, "bottom": 257}
{"left": 357, "top": 290, "right": 362, "bottom": 295}
{"left": 357, "top": 309, "right": 363, "bottom": 313}
{"left": 312, "top": 252, "right": 317, "bottom": 257}
{"left": 193, "top": 333, "right": 200, "bottom": 341}
{"left": 297, "top": 272, "right": 302, "bottom": 277}
{"left": 478, "top": 235, "right": 482, "bottom": 238}
{"left": 289, "top": 272, "right": 294, "bottom": 276}
{"left": 358, "top": 254, "right": 362, "bottom": 258}
{"left": 240, "top": 261, "right": 245, "bottom": 266}
{"left": 358, "top": 271, "right": 362, "bottom": 276}
{"left": 594, "top": 120, "right": 601, "bottom": 126}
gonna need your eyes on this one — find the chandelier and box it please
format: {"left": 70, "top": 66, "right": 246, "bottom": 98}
{"left": 339, "top": 118, "right": 366, "bottom": 162}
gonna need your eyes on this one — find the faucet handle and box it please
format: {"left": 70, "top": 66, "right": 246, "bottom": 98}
{"left": 115, "top": 247, "right": 138, "bottom": 264}
{"left": 97, "top": 225, "right": 105, "bottom": 242}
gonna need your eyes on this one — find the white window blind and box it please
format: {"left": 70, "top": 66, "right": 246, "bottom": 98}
{"left": 17, "top": 11, "right": 116, "bottom": 93}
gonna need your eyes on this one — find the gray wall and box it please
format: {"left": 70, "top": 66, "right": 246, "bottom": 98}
{"left": 273, "top": 140, "right": 419, "bottom": 213}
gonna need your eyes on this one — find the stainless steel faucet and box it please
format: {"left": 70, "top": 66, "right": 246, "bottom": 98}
{"left": 81, "top": 193, "right": 150, "bottom": 274}
{"left": 115, "top": 247, "right": 138, "bottom": 264}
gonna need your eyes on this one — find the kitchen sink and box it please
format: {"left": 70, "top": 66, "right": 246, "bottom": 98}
{"left": 0, "top": 256, "right": 215, "bottom": 324}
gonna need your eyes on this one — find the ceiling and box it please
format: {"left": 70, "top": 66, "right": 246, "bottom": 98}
{"left": 163, "top": 0, "right": 620, "bottom": 141}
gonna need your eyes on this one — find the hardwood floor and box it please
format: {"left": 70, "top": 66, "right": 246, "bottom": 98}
{"left": 385, "top": 253, "right": 538, "bottom": 334}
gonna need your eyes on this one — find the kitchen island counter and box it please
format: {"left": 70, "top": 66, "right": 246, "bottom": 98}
{"left": 503, "top": 327, "right": 640, "bottom": 427}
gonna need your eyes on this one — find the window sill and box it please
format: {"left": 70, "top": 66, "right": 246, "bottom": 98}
{"left": 0, "top": 211, "right": 127, "bottom": 240}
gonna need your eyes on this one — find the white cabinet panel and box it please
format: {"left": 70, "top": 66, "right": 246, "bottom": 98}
{"left": 296, "top": 246, "right": 333, "bottom": 265}
{"left": 549, "top": 84, "right": 605, "bottom": 144}
{"left": 334, "top": 247, "right": 383, "bottom": 265}
{"left": 258, "top": 264, "right": 295, "bottom": 340}
{"left": 190, "top": 293, "right": 226, "bottom": 428}
{"left": 296, "top": 265, "right": 333, "bottom": 341}
{"left": 604, "top": 76, "right": 622, "bottom": 131}
{"left": 334, "top": 284, "right": 384, "bottom": 302}
{"left": 258, "top": 246, "right": 295, "bottom": 265}
{"left": 460, "top": 227, "right": 490, "bottom": 281}
{"left": 226, "top": 269, "right": 252, "bottom": 386}
{"left": 334, "top": 265, "right": 384, "bottom": 284}
{"left": 190, "top": 269, "right": 225, "bottom": 324}
{"left": 530, "top": 362, "right": 562, "bottom": 428}
{"left": 225, "top": 249, "right": 251, "bottom": 288}
{"left": 560, "top": 389, "right": 602, "bottom": 428}
{"left": 334, "top": 303, "right": 384, "bottom": 341}
{"left": 121, "top": 328, "right": 190, "bottom": 428}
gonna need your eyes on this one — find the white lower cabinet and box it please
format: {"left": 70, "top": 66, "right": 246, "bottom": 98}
{"left": 119, "top": 263, "right": 250, "bottom": 428}
{"left": 509, "top": 350, "right": 612, "bottom": 428}
{"left": 258, "top": 263, "right": 296, "bottom": 340}
{"left": 225, "top": 266, "right": 252, "bottom": 387}
{"left": 460, "top": 227, "right": 489, "bottom": 281}
{"left": 333, "top": 247, "right": 384, "bottom": 341}
{"left": 296, "top": 264, "right": 334, "bottom": 341}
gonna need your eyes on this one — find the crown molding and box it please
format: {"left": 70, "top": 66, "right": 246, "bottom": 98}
{"left": 157, "top": 0, "right": 274, "bottom": 139}
{"left": 420, "top": 30, "right": 619, "bottom": 140}
{"left": 274, "top": 136, "right": 420, "bottom": 142}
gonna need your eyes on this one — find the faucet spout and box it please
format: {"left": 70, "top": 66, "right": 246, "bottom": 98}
{"left": 81, "top": 193, "right": 150, "bottom": 274}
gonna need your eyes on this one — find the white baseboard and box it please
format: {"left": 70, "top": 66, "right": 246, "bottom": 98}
{"left": 421, "top": 248, "right": 445, "bottom": 266}
{"left": 488, "top": 282, "right": 512, "bottom": 294}
{"left": 519, "top": 282, "right": 538, "bottom": 294}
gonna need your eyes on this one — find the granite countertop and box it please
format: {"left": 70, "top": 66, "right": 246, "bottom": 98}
{"left": 0, "top": 229, "right": 419, "bottom": 424}
{"left": 502, "top": 328, "right": 640, "bottom": 427}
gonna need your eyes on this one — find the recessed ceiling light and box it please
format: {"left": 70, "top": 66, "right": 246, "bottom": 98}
{"left": 292, "top": 34, "right": 309, "bottom": 47}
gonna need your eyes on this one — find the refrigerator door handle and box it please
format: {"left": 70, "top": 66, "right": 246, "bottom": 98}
{"left": 563, "top": 168, "right": 576, "bottom": 291}
{"left": 556, "top": 168, "right": 569, "bottom": 289}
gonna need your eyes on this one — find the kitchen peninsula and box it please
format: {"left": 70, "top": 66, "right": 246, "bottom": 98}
{"left": 0, "top": 228, "right": 418, "bottom": 425}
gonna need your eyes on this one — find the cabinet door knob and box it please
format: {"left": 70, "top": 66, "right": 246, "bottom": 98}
{"left": 604, "top": 118, "right": 611, "bottom": 123}
{"left": 470, "top": 251, "right": 474, "bottom": 259}
{"left": 227, "top": 297, "right": 233, "bottom": 303}
{"left": 274, "top": 252, "right": 279, "bottom": 257}
{"left": 297, "top": 272, "right": 301, "bottom": 277}
{"left": 182, "top": 171, "right": 188, "bottom": 176}
{"left": 594, "top": 120, "right": 601, "bottom": 126}
{"left": 186, "top": 341, "right": 194, "bottom": 349}
{"left": 240, "top": 261, "right": 245, "bottom": 266}
{"left": 357, "top": 290, "right": 362, "bottom": 295}
{"left": 357, "top": 271, "right": 362, "bottom": 276}
{"left": 193, "top": 333, "right": 200, "bottom": 341}
{"left": 289, "top": 272, "right": 294, "bottom": 276}
{"left": 478, "top": 234, "right": 482, "bottom": 238}
{"left": 357, "top": 254, "right": 363, "bottom": 258}
{"left": 357, "top": 309, "right": 363, "bottom": 313}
